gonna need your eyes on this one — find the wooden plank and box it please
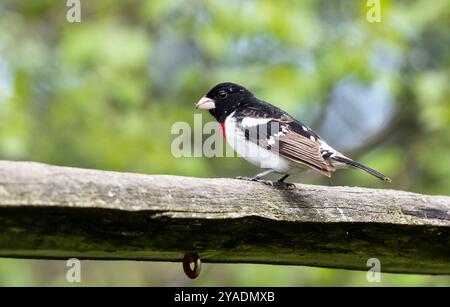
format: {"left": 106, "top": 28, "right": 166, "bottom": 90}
{"left": 0, "top": 161, "right": 449, "bottom": 274}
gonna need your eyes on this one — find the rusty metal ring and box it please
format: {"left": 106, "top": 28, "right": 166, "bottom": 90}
{"left": 183, "top": 252, "right": 201, "bottom": 279}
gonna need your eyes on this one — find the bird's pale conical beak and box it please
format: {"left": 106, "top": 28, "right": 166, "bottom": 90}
{"left": 195, "top": 96, "right": 216, "bottom": 110}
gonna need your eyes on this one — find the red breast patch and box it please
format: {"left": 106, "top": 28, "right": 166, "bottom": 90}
{"left": 220, "top": 122, "right": 226, "bottom": 139}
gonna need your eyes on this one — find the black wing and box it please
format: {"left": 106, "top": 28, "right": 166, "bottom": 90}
{"left": 234, "top": 99, "right": 334, "bottom": 176}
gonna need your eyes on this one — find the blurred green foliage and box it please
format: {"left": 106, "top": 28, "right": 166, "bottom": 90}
{"left": 0, "top": 0, "right": 449, "bottom": 286}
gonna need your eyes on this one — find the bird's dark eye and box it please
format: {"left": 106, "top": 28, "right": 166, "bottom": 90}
{"left": 218, "top": 90, "right": 228, "bottom": 99}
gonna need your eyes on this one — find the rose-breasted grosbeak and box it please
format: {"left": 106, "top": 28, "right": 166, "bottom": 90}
{"left": 195, "top": 82, "right": 391, "bottom": 184}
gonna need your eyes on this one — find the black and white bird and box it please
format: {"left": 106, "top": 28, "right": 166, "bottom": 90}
{"left": 195, "top": 82, "right": 391, "bottom": 184}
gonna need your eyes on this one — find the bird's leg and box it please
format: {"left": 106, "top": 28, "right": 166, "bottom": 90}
{"left": 236, "top": 169, "right": 274, "bottom": 186}
{"left": 274, "top": 174, "right": 295, "bottom": 188}
{"left": 277, "top": 174, "right": 289, "bottom": 183}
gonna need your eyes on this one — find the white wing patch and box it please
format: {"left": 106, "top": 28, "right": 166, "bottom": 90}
{"left": 319, "top": 141, "right": 337, "bottom": 158}
{"left": 273, "top": 131, "right": 285, "bottom": 138}
{"left": 268, "top": 129, "right": 287, "bottom": 146}
{"left": 240, "top": 117, "right": 272, "bottom": 128}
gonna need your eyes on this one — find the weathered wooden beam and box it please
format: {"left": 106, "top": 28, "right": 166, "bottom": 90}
{"left": 0, "top": 161, "right": 449, "bottom": 274}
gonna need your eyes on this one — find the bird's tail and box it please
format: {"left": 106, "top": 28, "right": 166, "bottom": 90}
{"left": 331, "top": 156, "right": 391, "bottom": 182}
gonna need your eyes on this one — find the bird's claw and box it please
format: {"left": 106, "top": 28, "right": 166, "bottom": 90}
{"left": 259, "top": 180, "right": 274, "bottom": 186}
{"left": 235, "top": 176, "right": 274, "bottom": 186}
{"left": 274, "top": 181, "right": 296, "bottom": 189}
{"left": 235, "top": 176, "right": 252, "bottom": 181}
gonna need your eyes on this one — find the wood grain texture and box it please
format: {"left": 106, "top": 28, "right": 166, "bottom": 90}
{"left": 0, "top": 161, "right": 449, "bottom": 274}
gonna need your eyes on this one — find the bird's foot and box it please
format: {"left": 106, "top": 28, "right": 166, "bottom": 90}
{"left": 236, "top": 176, "right": 274, "bottom": 186}
{"left": 274, "top": 181, "right": 296, "bottom": 189}
{"left": 273, "top": 174, "right": 295, "bottom": 188}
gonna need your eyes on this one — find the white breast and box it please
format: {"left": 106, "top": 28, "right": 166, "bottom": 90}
{"left": 224, "top": 113, "right": 292, "bottom": 173}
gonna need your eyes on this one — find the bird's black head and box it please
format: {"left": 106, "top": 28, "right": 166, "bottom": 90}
{"left": 195, "top": 82, "right": 253, "bottom": 122}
